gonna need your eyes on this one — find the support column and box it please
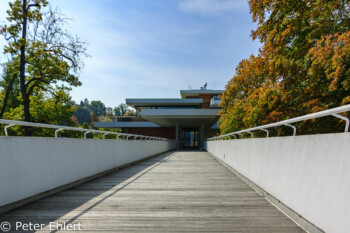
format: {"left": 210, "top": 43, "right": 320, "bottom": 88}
{"left": 200, "top": 122, "right": 204, "bottom": 151}
{"left": 176, "top": 121, "right": 180, "bottom": 150}
{"left": 179, "top": 124, "right": 183, "bottom": 150}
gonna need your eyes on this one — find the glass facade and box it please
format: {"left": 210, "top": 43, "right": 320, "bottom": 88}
{"left": 181, "top": 129, "right": 198, "bottom": 148}
{"left": 212, "top": 95, "right": 221, "bottom": 100}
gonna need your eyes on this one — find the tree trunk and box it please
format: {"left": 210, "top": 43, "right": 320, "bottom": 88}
{"left": 19, "top": 0, "right": 31, "bottom": 135}
{"left": 0, "top": 74, "right": 17, "bottom": 119}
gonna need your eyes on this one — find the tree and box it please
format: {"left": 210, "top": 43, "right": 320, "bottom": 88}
{"left": 247, "top": 0, "right": 350, "bottom": 111}
{"left": 90, "top": 100, "right": 106, "bottom": 116}
{"left": 4, "top": 0, "right": 49, "bottom": 130}
{"left": 219, "top": 0, "right": 350, "bottom": 136}
{"left": 123, "top": 109, "right": 136, "bottom": 117}
{"left": 2, "top": 1, "right": 87, "bottom": 134}
{"left": 73, "top": 99, "right": 91, "bottom": 125}
{"left": 106, "top": 107, "right": 113, "bottom": 116}
{"left": 2, "top": 90, "right": 77, "bottom": 136}
{"left": 82, "top": 121, "right": 92, "bottom": 138}
{"left": 0, "top": 59, "right": 21, "bottom": 118}
{"left": 307, "top": 31, "right": 350, "bottom": 105}
{"left": 80, "top": 98, "right": 90, "bottom": 108}
{"left": 73, "top": 106, "right": 91, "bottom": 125}
{"left": 114, "top": 103, "right": 128, "bottom": 116}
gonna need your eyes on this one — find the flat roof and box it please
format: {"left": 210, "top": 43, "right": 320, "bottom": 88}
{"left": 180, "top": 89, "right": 224, "bottom": 98}
{"left": 94, "top": 121, "right": 160, "bottom": 128}
{"left": 126, "top": 98, "right": 203, "bottom": 108}
{"left": 140, "top": 109, "right": 220, "bottom": 127}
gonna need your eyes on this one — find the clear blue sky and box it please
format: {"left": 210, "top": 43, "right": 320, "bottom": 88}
{"left": 0, "top": 0, "right": 260, "bottom": 108}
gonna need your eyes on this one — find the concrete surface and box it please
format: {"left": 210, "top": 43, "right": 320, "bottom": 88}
{"left": 0, "top": 151, "right": 304, "bottom": 232}
{"left": 205, "top": 133, "right": 350, "bottom": 233}
{"left": 0, "top": 136, "right": 175, "bottom": 208}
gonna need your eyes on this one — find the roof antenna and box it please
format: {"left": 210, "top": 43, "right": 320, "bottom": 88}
{"left": 204, "top": 82, "right": 207, "bottom": 90}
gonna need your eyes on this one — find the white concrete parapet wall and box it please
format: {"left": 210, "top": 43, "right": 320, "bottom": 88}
{"left": 0, "top": 137, "right": 175, "bottom": 209}
{"left": 205, "top": 133, "right": 350, "bottom": 233}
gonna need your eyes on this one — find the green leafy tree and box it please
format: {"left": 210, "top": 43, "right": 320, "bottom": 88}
{"left": 82, "top": 121, "right": 92, "bottom": 138}
{"left": 74, "top": 106, "right": 91, "bottom": 125}
{"left": 90, "top": 100, "right": 106, "bottom": 116}
{"left": 2, "top": 1, "right": 87, "bottom": 135}
{"left": 3, "top": 0, "right": 49, "bottom": 130}
{"left": 0, "top": 59, "right": 21, "bottom": 117}
{"left": 106, "top": 107, "right": 113, "bottom": 116}
{"left": 2, "top": 90, "right": 78, "bottom": 136}
{"left": 114, "top": 103, "right": 128, "bottom": 116}
{"left": 123, "top": 109, "right": 136, "bottom": 117}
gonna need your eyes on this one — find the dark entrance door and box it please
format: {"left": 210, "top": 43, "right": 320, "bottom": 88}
{"left": 181, "top": 128, "right": 198, "bottom": 149}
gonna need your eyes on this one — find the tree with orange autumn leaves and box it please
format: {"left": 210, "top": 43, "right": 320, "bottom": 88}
{"left": 219, "top": 0, "right": 350, "bottom": 136}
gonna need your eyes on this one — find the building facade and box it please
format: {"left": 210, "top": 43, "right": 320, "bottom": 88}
{"left": 94, "top": 88, "right": 223, "bottom": 150}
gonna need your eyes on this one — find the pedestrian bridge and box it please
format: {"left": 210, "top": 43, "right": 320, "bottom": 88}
{"left": 1, "top": 151, "right": 305, "bottom": 232}
{"left": 1, "top": 105, "right": 349, "bottom": 233}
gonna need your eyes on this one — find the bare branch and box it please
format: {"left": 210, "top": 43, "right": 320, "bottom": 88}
{"left": 27, "top": 3, "right": 40, "bottom": 11}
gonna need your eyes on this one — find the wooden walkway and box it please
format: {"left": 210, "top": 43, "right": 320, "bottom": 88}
{"left": 1, "top": 151, "right": 305, "bottom": 232}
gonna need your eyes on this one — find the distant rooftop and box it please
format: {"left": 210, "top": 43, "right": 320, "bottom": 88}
{"left": 125, "top": 98, "right": 203, "bottom": 108}
{"left": 125, "top": 86, "right": 224, "bottom": 108}
{"left": 180, "top": 89, "right": 224, "bottom": 99}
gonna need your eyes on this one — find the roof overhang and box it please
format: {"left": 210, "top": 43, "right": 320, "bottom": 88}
{"left": 126, "top": 98, "right": 202, "bottom": 108}
{"left": 140, "top": 109, "right": 220, "bottom": 127}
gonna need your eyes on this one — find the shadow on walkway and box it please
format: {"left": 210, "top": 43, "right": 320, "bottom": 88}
{"left": 0, "top": 151, "right": 174, "bottom": 232}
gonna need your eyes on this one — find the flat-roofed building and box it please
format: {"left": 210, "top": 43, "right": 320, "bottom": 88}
{"left": 94, "top": 87, "right": 223, "bottom": 150}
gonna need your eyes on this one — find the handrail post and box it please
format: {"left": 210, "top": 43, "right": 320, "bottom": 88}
{"left": 246, "top": 131, "right": 254, "bottom": 138}
{"left": 55, "top": 128, "right": 64, "bottom": 138}
{"left": 103, "top": 133, "right": 109, "bottom": 139}
{"left": 332, "top": 113, "right": 349, "bottom": 132}
{"left": 84, "top": 131, "right": 91, "bottom": 139}
{"left": 259, "top": 128, "right": 269, "bottom": 137}
{"left": 4, "top": 124, "right": 15, "bottom": 136}
{"left": 238, "top": 133, "right": 243, "bottom": 139}
{"left": 285, "top": 124, "right": 296, "bottom": 136}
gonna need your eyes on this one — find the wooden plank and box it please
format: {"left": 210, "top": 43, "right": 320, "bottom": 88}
{"left": 0, "top": 151, "right": 305, "bottom": 232}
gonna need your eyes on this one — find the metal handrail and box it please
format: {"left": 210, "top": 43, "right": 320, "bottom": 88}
{"left": 0, "top": 119, "right": 171, "bottom": 141}
{"left": 207, "top": 104, "right": 350, "bottom": 141}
